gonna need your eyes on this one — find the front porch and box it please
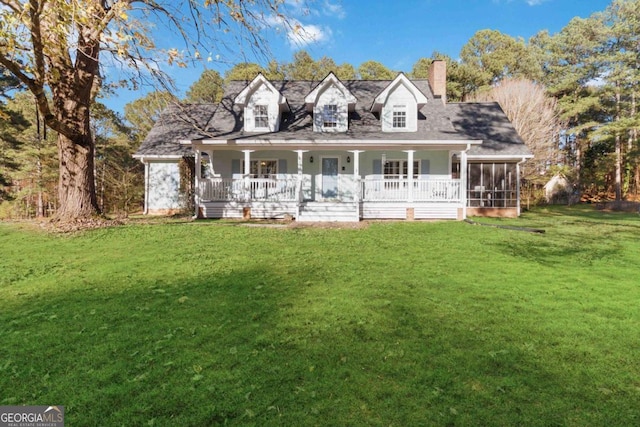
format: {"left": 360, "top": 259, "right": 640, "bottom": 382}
{"left": 196, "top": 176, "right": 464, "bottom": 221}
{"left": 190, "top": 147, "right": 522, "bottom": 221}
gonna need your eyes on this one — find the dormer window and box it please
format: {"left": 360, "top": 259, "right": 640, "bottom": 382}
{"left": 233, "top": 73, "right": 289, "bottom": 132}
{"left": 371, "top": 73, "right": 428, "bottom": 133}
{"left": 304, "top": 72, "right": 357, "bottom": 133}
{"left": 254, "top": 105, "right": 268, "bottom": 129}
{"left": 323, "top": 104, "right": 338, "bottom": 129}
{"left": 392, "top": 105, "right": 407, "bottom": 129}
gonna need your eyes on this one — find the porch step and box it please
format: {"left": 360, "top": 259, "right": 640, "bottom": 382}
{"left": 297, "top": 202, "right": 360, "bottom": 222}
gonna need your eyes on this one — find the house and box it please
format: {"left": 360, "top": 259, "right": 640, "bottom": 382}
{"left": 134, "top": 60, "right": 532, "bottom": 221}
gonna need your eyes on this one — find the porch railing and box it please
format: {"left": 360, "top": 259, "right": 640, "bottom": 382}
{"left": 199, "top": 178, "right": 298, "bottom": 202}
{"left": 362, "top": 178, "right": 461, "bottom": 202}
{"left": 199, "top": 177, "right": 461, "bottom": 203}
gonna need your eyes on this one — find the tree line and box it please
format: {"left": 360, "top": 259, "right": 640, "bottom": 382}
{"left": 1, "top": 0, "right": 638, "bottom": 219}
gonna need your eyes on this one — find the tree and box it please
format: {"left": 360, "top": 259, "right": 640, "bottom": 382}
{"left": 3, "top": 92, "right": 58, "bottom": 217}
{"left": 224, "top": 63, "right": 267, "bottom": 82}
{"left": 285, "top": 50, "right": 327, "bottom": 80}
{"left": 460, "top": 30, "right": 541, "bottom": 88}
{"left": 531, "top": 19, "right": 603, "bottom": 191}
{"left": 592, "top": 0, "right": 640, "bottom": 200}
{"left": 184, "top": 70, "right": 224, "bottom": 104}
{"left": 411, "top": 53, "right": 487, "bottom": 102}
{"left": 357, "top": 61, "right": 396, "bottom": 80}
{"left": 124, "top": 91, "right": 177, "bottom": 143}
{"left": 93, "top": 102, "right": 142, "bottom": 215}
{"left": 410, "top": 58, "right": 431, "bottom": 79}
{"left": 0, "top": 0, "right": 293, "bottom": 220}
{"left": 335, "top": 63, "right": 357, "bottom": 80}
{"left": 469, "top": 79, "right": 562, "bottom": 181}
{"left": 264, "top": 60, "right": 286, "bottom": 80}
{"left": 0, "top": 69, "right": 29, "bottom": 203}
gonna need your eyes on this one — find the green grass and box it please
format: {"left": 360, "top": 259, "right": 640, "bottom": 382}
{"left": 1, "top": 206, "right": 639, "bottom": 426}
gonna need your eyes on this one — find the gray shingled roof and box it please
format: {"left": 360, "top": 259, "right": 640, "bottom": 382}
{"left": 447, "top": 103, "right": 531, "bottom": 158}
{"left": 134, "top": 78, "right": 531, "bottom": 158}
{"left": 134, "top": 104, "right": 217, "bottom": 157}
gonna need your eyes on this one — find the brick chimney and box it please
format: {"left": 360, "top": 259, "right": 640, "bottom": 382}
{"left": 428, "top": 60, "right": 447, "bottom": 104}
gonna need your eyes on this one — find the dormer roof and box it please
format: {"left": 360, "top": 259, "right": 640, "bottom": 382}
{"left": 370, "top": 73, "right": 428, "bottom": 113}
{"left": 233, "top": 73, "right": 290, "bottom": 112}
{"left": 304, "top": 72, "right": 357, "bottom": 112}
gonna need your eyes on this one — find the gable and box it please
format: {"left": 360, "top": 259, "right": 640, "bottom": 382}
{"left": 234, "top": 74, "right": 289, "bottom": 132}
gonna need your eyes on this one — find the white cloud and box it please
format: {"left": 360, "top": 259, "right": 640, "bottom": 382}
{"left": 265, "top": 13, "right": 332, "bottom": 48}
{"left": 287, "top": 23, "right": 332, "bottom": 47}
{"left": 323, "top": 1, "right": 346, "bottom": 19}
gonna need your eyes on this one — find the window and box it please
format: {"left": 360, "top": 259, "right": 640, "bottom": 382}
{"left": 254, "top": 105, "right": 269, "bottom": 129}
{"left": 383, "top": 160, "right": 419, "bottom": 179}
{"left": 392, "top": 105, "right": 406, "bottom": 128}
{"left": 242, "top": 160, "right": 278, "bottom": 178}
{"left": 323, "top": 104, "right": 338, "bottom": 128}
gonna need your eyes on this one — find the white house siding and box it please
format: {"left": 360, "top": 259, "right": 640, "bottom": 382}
{"left": 147, "top": 161, "right": 181, "bottom": 213}
{"left": 313, "top": 85, "right": 349, "bottom": 132}
{"left": 381, "top": 84, "right": 418, "bottom": 132}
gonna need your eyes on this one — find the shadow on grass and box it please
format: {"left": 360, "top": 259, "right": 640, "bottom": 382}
{"left": 2, "top": 259, "right": 637, "bottom": 426}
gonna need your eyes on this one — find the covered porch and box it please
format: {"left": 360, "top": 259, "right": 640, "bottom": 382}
{"left": 192, "top": 146, "right": 470, "bottom": 221}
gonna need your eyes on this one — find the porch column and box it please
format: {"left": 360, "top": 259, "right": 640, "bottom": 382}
{"left": 205, "top": 150, "right": 215, "bottom": 177}
{"left": 242, "top": 150, "right": 253, "bottom": 202}
{"left": 351, "top": 150, "right": 362, "bottom": 202}
{"left": 460, "top": 149, "right": 468, "bottom": 219}
{"left": 405, "top": 150, "right": 415, "bottom": 202}
{"left": 517, "top": 158, "right": 525, "bottom": 216}
{"left": 194, "top": 148, "right": 201, "bottom": 218}
{"left": 294, "top": 150, "right": 307, "bottom": 202}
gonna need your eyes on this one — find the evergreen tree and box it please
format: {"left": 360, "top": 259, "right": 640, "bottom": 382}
{"left": 184, "top": 70, "right": 224, "bottom": 104}
{"left": 224, "top": 63, "right": 266, "bottom": 81}
{"left": 357, "top": 61, "right": 396, "bottom": 80}
{"left": 124, "top": 91, "right": 178, "bottom": 143}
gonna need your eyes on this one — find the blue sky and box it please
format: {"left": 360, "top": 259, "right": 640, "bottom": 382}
{"left": 102, "top": 0, "right": 613, "bottom": 116}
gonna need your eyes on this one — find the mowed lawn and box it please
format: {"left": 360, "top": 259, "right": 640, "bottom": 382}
{"left": 1, "top": 206, "right": 639, "bottom": 426}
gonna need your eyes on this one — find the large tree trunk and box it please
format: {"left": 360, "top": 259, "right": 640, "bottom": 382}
{"left": 55, "top": 132, "right": 99, "bottom": 220}
{"left": 614, "top": 86, "right": 622, "bottom": 201}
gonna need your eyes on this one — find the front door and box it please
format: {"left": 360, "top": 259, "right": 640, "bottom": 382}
{"left": 321, "top": 157, "right": 339, "bottom": 199}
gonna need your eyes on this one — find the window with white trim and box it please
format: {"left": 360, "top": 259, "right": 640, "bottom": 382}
{"left": 383, "top": 160, "right": 419, "bottom": 179}
{"left": 392, "top": 105, "right": 407, "bottom": 129}
{"left": 323, "top": 104, "right": 338, "bottom": 128}
{"left": 254, "top": 105, "right": 269, "bottom": 129}
{"left": 242, "top": 159, "right": 278, "bottom": 178}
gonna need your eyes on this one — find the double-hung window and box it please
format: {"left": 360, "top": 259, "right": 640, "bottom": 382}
{"left": 242, "top": 160, "right": 278, "bottom": 178}
{"left": 392, "top": 105, "right": 407, "bottom": 129}
{"left": 254, "top": 105, "right": 269, "bottom": 129}
{"left": 323, "top": 104, "right": 338, "bottom": 128}
{"left": 383, "top": 160, "right": 419, "bottom": 179}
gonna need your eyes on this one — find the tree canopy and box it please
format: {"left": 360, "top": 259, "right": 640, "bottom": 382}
{"left": 0, "top": 0, "right": 295, "bottom": 220}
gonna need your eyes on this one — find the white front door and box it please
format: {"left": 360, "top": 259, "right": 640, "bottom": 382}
{"left": 321, "top": 157, "right": 339, "bottom": 199}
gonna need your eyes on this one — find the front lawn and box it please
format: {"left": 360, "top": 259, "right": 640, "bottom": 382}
{"left": 1, "top": 206, "right": 639, "bottom": 426}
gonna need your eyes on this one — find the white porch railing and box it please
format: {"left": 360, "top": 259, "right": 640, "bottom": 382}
{"left": 362, "top": 178, "right": 461, "bottom": 202}
{"left": 199, "top": 177, "right": 461, "bottom": 203}
{"left": 199, "top": 178, "right": 298, "bottom": 202}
